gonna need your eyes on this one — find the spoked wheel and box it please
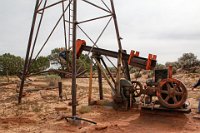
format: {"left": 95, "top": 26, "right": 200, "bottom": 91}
{"left": 131, "top": 81, "right": 143, "bottom": 97}
{"left": 157, "top": 78, "right": 187, "bottom": 109}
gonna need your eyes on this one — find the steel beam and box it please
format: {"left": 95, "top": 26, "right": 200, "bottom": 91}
{"left": 18, "top": 0, "right": 40, "bottom": 104}
{"left": 72, "top": 0, "right": 77, "bottom": 117}
{"left": 80, "top": 45, "right": 156, "bottom": 70}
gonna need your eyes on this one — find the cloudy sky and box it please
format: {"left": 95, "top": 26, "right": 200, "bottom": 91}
{"left": 0, "top": 0, "right": 200, "bottom": 64}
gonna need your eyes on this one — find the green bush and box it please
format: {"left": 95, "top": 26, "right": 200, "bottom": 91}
{"left": 178, "top": 53, "right": 200, "bottom": 73}
{"left": 0, "top": 53, "right": 24, "bottom": 75}
{"left": 29, "top": 56, "right": 50, "bottom": 73}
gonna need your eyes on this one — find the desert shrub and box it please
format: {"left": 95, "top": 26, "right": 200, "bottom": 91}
{"left": 46, "top": 74, "right": 61, "bottom": 86}
{"left": 178, "top": 53, "right": 200, "bottom": 73}
{"left": 79, "top": 105, "right": 91, "bottom": 114}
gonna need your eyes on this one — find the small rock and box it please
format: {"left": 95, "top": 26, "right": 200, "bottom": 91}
{"left": 95, "top": 124, "right": 108, "bottom": 131}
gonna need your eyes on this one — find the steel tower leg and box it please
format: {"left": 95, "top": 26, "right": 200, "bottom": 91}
{"left": 18, "top": 0, "right": 40, "bottom": 104}
{"left": 72, "top": 0, "right": 77, "bottom": 117}
{"left": 110, "top": 0, "right": 123, "bottom": 96}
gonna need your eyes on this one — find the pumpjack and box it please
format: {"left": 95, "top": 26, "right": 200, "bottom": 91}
{"left": 70, "top": 39, "right": 189, "bottom": 111}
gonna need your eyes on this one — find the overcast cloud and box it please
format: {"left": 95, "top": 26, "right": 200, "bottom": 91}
{"left": 0, "top": 0, "right": 200, "bottom": 64}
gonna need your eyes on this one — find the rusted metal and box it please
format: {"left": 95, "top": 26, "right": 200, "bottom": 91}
{"left": 58, "top": 82, "right": 63, "bottom": 100}
{"left": 18, "top": 0, "right": 40, "bottom": 104}
{"left": 122, "top": 50, "right": 131, "bottom": 81}
{"left": 71, "top": 0, "right": 77, "bottom": 117}
{"left": 168, "top": 66, "right": 173, "bottom": 78}
{"left": 94, "top": 58, "right": 115, "bottom": 95}
{"left": 27, "top": 0, "right": 47, "bottom": 71}
{"left": 37, "top": 0, "right": 67, "bottom": 12}
{"left": 110, "top": 0, "right": 123, "bottom": 97}
{"left": 62, "top": 0, "right": 68, "bottom": 49}
{"left": 88, "top": 59, "right": 93, "bottom": 105}
{"left": 157, "top": 78, "right": 187, "bottom": 109}
{"left": 78, "top": 15, "right": 112, "bottom": 24}
{"left": 82, "top": 0, "right": 110, "bottom": 13}
{"left": 95, "top": 54, "right": 103, "bottom": 100}
{"left": 101, "top": 58, "right": 116, "bottom": 84}
{"left": 77, "top": 44, "right": 157, "bottom": 70}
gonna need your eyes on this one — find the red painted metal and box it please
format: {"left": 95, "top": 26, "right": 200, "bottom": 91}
{"left": 76, "top": 39, "right": 86, "bottom": 58}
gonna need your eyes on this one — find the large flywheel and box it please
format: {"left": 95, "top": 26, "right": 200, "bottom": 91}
{"left": 157, "top": 78, "right": 187, "bottom": 109}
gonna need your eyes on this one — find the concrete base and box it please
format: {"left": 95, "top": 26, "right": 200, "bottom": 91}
{"left": 141, "top": 104, "right": 191, "bottom": 114}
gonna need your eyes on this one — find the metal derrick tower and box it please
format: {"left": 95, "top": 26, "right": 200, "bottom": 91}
{"left": 19, "top": 0, "right": 124, "bottom": 118}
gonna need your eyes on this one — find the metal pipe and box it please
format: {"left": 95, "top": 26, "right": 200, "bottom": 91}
{"left": 72, "top": 0, "right": 77, "bottom": 117}
{"left": 110, "top": 0, "right": 122, "bottom": 51}
{"left": 110, "top": 0, "right": 123, "bottom": 96}
{"left": 62, "top": 0, "right": 68, "bottom": 49}
{"left": 18, "top": 0, "right": 40, "bottom": 104}
{"left": 94, "top": 58, "right": 115, "bottom": 95}
{"left": 28, "top": 0, "right": 47, "bottom": 71}
{"left": 82, "top": 0, "right": 110, "bottom": 13}
{"left": 58, "top": 82, "right": 63, "bottom": 99}
{"left": 122, "top": 50, "right": 131, "bottom": 80}
{"left": 101, "top": 58, "right": 116, "bottom": 84}
{"left": 96, "top": 55, "right": 103, "bottom": 100}
{"left": 101, "top": 0, "right": 111, "bottom": 12}
{"left": 38, "top": 0, "right": 67, "bottom": 12}
{"left": 78, "top": 14, "right": 112, "bottom": 24}
{"left": 88, "top": 59, "right": 93, "bottom": 105}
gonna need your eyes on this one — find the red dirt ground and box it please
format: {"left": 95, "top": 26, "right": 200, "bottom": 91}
{"left": 0, "top": 73, "right": 199, "bottom": 133}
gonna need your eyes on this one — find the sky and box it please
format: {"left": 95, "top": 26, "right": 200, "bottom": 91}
{"left": 0, "top": 0, "right": 200, "bottom": 64}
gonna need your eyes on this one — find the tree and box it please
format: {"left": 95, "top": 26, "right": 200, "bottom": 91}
{"left": 178, "top": 53, "right": 200, "bottom": 72}
{"left": 29, "top": 56, "right": 50, "bottom": 73}
{"left": 48, "top": 48, "right": 90, "bottom": 72}
{"left": 0, "top": 53, "right": 24, "bottom": 75}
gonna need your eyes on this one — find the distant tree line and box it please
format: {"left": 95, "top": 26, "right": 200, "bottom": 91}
{"left": 0, "top": 48, "right": 91, "bottom": 76}
{"left": 130, "top": 53, "right": 200, "bottom": 78}
{"left": 0, "top": 53, "right": 49, "bottom": 76}
{"left": 164, "top": 53, "right": 200, "bottom": 73}
{"left": 0, "top": 52, "right": 199, "bottom": 76}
